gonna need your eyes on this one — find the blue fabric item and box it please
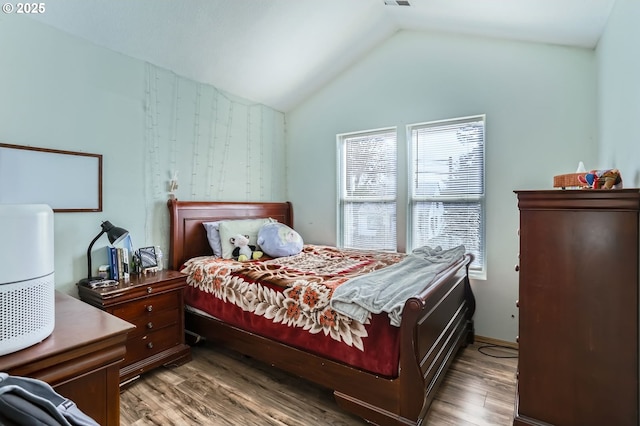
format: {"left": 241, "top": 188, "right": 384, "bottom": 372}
{"left": 330, "top": 245, "right": 465, "bottom": 327}
{"left": 257, "top": 222, "right": 303, "bottom": 258}
{"left": 202, "top": 221, "right": 223, "bottom": 257}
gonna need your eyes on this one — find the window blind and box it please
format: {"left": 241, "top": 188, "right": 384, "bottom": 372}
{"left": 338, "top": 129, "right": 397, "bottom": 251}
{"left": 409, "top": 116, "right": 485, "bottom": 273}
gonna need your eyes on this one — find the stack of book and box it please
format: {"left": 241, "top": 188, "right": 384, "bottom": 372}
{"left": 105, "top": 246, "right": 130, "bottom": 281}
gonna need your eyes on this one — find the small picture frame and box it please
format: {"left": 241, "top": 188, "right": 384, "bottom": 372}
{"left": 138, "top": 246, "right": 158, "bottom": 269}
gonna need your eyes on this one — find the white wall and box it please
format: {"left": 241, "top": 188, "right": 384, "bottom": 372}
{"left": 286, "top": 30, "right": 598, "bottom": 342}
{"left": 0, "top": 17, "right": 286, "bottom": 294}
{"left": 597, "top": 0, "right": 640, "bottom": 185}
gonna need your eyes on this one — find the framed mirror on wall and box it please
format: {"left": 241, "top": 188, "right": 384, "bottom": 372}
{"left": 0, "top": 143, "right": 102, "bottom": 212}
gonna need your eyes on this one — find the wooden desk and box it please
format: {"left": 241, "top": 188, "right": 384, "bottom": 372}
{"left": 0, "top": 291, "right": 134, "bottom": 426}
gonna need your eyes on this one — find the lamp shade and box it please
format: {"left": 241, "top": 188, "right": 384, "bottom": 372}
{"left": 102, "top": 221, "right": 129, "bottom": 245}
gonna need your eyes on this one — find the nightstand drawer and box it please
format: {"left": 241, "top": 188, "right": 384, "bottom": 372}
{"left": 126, "top": 309, "right": 178, "bottom": 338}
{"left": 117, "top": 280, "right": 184, "bottom": 300}
{"left": 124, "top": 324, "right": 181, "bottom": 365}
{"left": 112, "top": 291, "right": 179, "bottom": 321}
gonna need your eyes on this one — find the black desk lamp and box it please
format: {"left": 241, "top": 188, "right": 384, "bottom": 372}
{"left": 78, "top": 221, "right": 129, "bottom": 286}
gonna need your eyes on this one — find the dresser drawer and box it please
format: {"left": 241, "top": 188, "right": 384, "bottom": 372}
{"left": 111, "top": 291, "right": 180, "bottom": 321}
{"left": 126, "top": 309, "right": 179, "bottom": 338}
{"left": 123, "top": 324, "right": 181, "bottom": 365}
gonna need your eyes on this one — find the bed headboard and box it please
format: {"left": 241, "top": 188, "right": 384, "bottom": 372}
{"left": 167, "top": 199, "right": 294, "bottom": 270}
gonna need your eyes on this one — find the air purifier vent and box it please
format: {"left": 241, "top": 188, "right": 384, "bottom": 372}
{"left": 0, "top": 204, "right": 55, "bottom": 356}
{"left": 0, "top": 275, "right": 55, "bottom": 355}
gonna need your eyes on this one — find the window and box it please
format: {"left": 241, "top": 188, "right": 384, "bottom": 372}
{"left": 408, "top": 115, "right": 485, "bottom": 276}
{"left": 337, "top": 129, "right": 397, "bottom": 251}
{"left": 336, "top": 116, "right": 485, "bottom": 277}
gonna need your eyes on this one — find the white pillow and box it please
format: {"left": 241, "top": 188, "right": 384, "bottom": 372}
{"left": 218, "top": 218, "right": 275, "bottom": 259}
{"left": 202, "top": 221, "right": 223, "bottom": 257}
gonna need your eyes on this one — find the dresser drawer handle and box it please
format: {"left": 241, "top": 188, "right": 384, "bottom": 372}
{"left": 147, "top": 322, "right": 153, "bottom": 329}
{"left": 147, "top": 342, "right": 153, "bottom": 349}
{"left": 147, "top": 287, "right": 153, "bottom": 294}
{"left": 146, "top": 305, "right": 153, "bottom": 312}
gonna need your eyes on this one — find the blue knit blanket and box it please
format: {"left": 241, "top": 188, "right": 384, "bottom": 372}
{"left": 330, "top": 245, "right": 465, "bottom": 327}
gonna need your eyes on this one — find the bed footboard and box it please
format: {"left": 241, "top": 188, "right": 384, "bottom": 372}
{"left": 404, "top": 254, "right": 475, "bottom": 422}
{"left": 334, "top": 254, "right": 475, "bottom": 425}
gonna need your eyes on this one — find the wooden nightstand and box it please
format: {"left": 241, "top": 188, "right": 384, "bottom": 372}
{"left": 78, "top": 270, "right": 191, "bottom": 384}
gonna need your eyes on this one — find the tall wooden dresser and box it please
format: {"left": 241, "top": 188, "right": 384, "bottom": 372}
{"left": 514, "top": 189, "right": 639, "bottom": 426}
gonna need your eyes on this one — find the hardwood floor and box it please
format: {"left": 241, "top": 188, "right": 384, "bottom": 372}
{"left": 120, "top": 341, "right": 518, "bottom": 426}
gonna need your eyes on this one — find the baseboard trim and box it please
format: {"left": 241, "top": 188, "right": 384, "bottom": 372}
{"left": 475, "top": 335, "right": 518, "bottom": 350}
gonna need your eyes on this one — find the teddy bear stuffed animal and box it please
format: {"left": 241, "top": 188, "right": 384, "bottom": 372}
{"left": 229, "top": 234, "right": 263, "bottom": 261}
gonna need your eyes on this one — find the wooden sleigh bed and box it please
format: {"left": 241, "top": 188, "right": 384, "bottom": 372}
{"left": 168, "top": 199, "right": 476, "bottom": 426}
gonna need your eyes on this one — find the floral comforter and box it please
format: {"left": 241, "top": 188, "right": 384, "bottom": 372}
{"left": 182, "top": 245, "right": 405, "bottom": 352}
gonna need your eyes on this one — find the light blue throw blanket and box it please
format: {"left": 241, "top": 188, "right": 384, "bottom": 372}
{"left": 330, "top": 245, "right": 465, "bottom": 327}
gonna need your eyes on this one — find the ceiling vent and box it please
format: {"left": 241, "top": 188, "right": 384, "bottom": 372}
{"left": 384, "top": 0, "right": 411, "bottom": 5}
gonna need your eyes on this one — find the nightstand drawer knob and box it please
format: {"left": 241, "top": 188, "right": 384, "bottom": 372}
{"left": 147, "top": 287, "right": 153, "bottom": 294}
{"left": 147, "top": 322, "right": 153, "bottom": 329}
{"left": 146, "top": 305, "right": 153, "bottom": 312}
{"left": 147, "top": 342, "right": 153, "bottom": 349}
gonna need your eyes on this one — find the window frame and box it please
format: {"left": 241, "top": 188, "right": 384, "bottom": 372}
{"left": 406, "top": 115, "right": 486, "bottom": 279}
{"left": 335, "top": 116, "right": 486, "bottom": 279}
{"left": 336, "top": 127, "right": 398, "bottom": 251}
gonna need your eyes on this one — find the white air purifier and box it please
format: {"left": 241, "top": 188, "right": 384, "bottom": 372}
{"left": 0, "top": 204, "right": 55, "bottom": 356}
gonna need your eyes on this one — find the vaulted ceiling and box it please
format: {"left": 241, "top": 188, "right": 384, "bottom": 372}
{"left": 32, "top": 0, "right": 615, "bottom": 112}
